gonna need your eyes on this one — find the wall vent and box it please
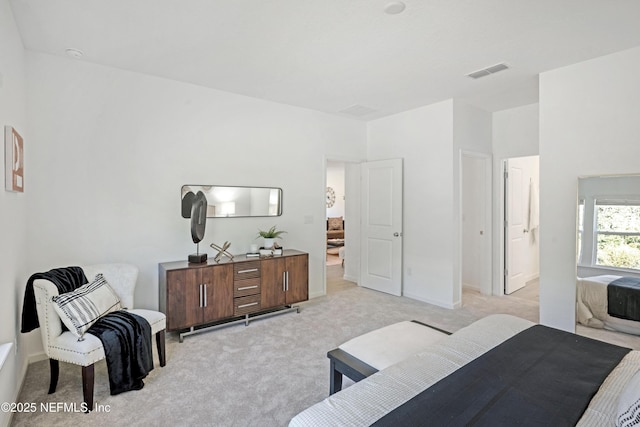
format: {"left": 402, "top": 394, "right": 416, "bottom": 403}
{"left": 467, "top": 63, "right": 509, "bottom": 79}
{"left": 339, "top": 104, "right": 378, "bottom": 117}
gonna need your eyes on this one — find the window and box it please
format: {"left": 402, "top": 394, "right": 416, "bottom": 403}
{"left": 595, "top": 200, "right": 640, "bottom": 270}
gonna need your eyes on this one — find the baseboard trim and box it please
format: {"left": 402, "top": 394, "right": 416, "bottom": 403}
{"left": 403, "top": 292, "right": 457, "bottom": 309}
{"left": 28, "top": 351, "right": 48, "bottom": 364}
{"left": 462, "top": 282, "right": 480, "bottom": 291}
{"left": 309, "top": 290, "right": 325, "bottom": 299}
{"left": 525, "top": 274, "right": 540, "bottom": 285}
{"left": 343, "top": 274, "right": 358, "bottom": 283}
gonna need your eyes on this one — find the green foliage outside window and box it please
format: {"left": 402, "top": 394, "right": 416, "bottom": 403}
{"left": 596, "top": 205, "right": 640, "bottom": 269}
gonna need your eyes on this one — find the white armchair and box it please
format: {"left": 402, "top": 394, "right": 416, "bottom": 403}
{"left": 32, "top": 263, "right": 166, "bottom": 410}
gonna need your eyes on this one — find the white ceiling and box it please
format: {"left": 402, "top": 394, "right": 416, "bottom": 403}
{"left": 9, "top": 0, "right": 640, "bottom": 120}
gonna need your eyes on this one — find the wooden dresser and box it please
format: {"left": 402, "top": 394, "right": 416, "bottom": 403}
{"left": 159, "top": 249, "right": 308, "bottom": 341}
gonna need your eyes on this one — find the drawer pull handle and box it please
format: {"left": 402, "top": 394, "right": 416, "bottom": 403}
{"left": 237, "top": 285, "right": 258, "bottom": 291}
{"left": 237, "top": 302, "right": 258, "bottom": 309}
{"left": 237, "top": 268, "right": 259, "bottom": 274}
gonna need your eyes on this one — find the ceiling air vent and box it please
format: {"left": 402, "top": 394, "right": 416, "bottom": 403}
{"left": 339, "top": 104, "right": 378, "bottom": 117}
{"left": 467, "top": 63, "right": 509, "bottom": 79}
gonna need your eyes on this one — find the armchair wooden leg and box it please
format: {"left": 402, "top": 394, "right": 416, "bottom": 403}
{"left": 82, "top": 364, "right": 94, "bottom": 412}
{"left": 156, "top": 330, "right": 166, "bottom": 367}
{"left": 48, "top": 359, "right": 59, "bottom": 394}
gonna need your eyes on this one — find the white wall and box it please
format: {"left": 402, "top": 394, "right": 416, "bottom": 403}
{"left": 492, "top": 104, "right": 539, "bottom": 295}
{"left": 367, "top": 100, "right": 454, "bottom": 306}
{"left": 326, "top": 161, "right": 345, "bottom": 219}
{"left": 366, "top": 100, "right": 491, "bottom": 308}
{"left": 539, "top": 46, "right": 640, "bottom": 331}
{"left": 24, "top": 52, "right": 367, "bottom": 357}
{"left": 452, "top": 102, "right": 493, "bottom": 305}
{"left": 493, "top": 104, "right": 539, "bottom": 159}
{"left": 0, "top": 2, "right": 28, "bottom": 425}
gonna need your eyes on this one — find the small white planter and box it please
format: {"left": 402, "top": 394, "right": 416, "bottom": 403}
{"left": 263, "top": 238, "right": 275, "bottom": 249}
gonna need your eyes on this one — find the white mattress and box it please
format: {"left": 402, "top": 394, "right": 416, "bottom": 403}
{"left": 577, "top": 275, "right": 640, "bottom": 335}
{"left": 290, "top": 314, "right": 640, "bottom": 427}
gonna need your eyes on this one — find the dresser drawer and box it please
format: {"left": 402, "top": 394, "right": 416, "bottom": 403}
{"left": 234, "top": 261, "right": 260, "bottom": 280}
{"left": 234, "top": 278, "right": 261, "bottom": 297}
{"left": 234, "top": 294, "right": 261, "bottom": 316}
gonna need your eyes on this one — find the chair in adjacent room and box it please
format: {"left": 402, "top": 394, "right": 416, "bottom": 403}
{"left": 32, "top": 263, "right": 166, "bottom": 410}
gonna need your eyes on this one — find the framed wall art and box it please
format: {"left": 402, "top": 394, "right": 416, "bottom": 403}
{"left": 5, "top": 126, "right": 24, "bottom": 192}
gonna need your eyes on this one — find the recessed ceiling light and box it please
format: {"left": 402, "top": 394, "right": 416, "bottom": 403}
{"left": 65, "top": 48, "right": 84, "bottom": 59}
{"left": 384, "top": 1, "right": 406, "bottom": 15}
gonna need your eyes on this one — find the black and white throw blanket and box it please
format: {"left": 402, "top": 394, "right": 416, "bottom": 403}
{"left": 608, "top": 276, "right": 640, "bottom": 321}
{"left": 21, "top": 267, "right": 153, "bottom": 395}
{"left": 372, "top": 325, "right": 630, "bottom": 427}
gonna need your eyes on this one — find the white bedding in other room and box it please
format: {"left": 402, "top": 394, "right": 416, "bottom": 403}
{"left": 577, "top": 275, "right": 640, "bottom": 335}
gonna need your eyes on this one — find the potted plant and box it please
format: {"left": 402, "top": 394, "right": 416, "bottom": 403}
{"left": 257, "top": 225, "right": 287, "bottom": 249}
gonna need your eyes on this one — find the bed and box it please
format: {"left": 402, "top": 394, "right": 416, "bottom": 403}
{"left": 289, "top": 314, "right": 640, "bottom": 427}
{"left": 577, "top": 275, "right": 640, "bottom": 335}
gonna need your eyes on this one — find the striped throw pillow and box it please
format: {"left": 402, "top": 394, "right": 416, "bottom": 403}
{"left": 52, "top": 273, "right": 122, "bottom": 338}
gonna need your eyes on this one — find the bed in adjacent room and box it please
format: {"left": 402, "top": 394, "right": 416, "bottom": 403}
{"left": 577, "top": 275, "right": 640, "bottom": 336}
{"left": 289, "top": 314, "right": 640, "bottom": 427}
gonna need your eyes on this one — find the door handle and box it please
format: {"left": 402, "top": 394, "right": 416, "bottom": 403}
{"left": 393, "top": 232, "right": 402, "bottom": 237}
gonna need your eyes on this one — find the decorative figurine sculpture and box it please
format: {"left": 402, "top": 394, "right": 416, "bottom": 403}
{"left": 210, "top": 241, "right": 234, "bottom": 262}
{"left": 187, "top": 191, "right": 208, "bottom": 263}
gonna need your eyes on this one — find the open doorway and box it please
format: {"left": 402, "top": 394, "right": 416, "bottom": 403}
{"left": 326, "top": 161, "right": 345, "bottom": 268}
{"left": 325, "top": 160, "right": 359, "bottom": 295}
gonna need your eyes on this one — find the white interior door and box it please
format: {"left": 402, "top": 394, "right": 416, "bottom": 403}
{"left": 462, "top": 154, "right": 489, "bottom": 291}
{"left": 360, "top": 158, "right": 403, "bottom": 296}
{"left": 505, "top": 160, "right": 526, "bottom": 294}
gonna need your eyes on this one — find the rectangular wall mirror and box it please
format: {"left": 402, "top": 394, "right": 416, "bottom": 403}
{"left": 576, "top": 174, "right": 640, "bottom": 336}
{"left": 182, "top": 185, "right": 282, "bottom": 218}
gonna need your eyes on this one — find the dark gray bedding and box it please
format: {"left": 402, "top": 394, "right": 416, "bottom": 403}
{"left": 372, "top": 325, "right": 630, "bottom": 427}
{"left": 608, "top": 276, "right": 640, "bottom": 321}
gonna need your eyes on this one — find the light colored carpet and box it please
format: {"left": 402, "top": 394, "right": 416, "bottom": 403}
{"left": 10, "top": 271, "right": 640, "bottom": 426}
